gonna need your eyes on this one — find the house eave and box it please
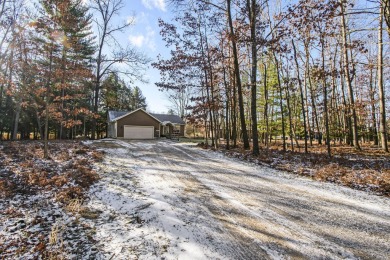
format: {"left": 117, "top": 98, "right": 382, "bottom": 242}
{"left": 110, "top": 108, "right": 162, "bottom": 123}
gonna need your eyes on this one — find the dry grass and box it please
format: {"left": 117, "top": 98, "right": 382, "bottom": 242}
{"left": 79, "top": 208, "right": 101, "bottom": 219}
{"left": 0, "top": 140, "right": 103, "bottom": 202}
{"left": 91, "top": 150, "right": 105, "bottom": 161}
{"left": 0, "top": 140, "right": 104, "bottom": 259}
{"left": 47, "top": 224, "right": 66, "bottom": 260}
{"left": 49, "top": 224, "right": 62, "bottom": 245}
{"left": 65, "top": 198, "right": 83, "bottom": 214}
{"left": 206, "top": 140, "right": 390, "bottom": 196}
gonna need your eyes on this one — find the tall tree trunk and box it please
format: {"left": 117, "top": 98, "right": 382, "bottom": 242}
{"left": 292, "top": 40, "right": 308, "bottom": 153}
{"left": 378, "top": 2, "right": 389, "bottom": 152}
{"left": 206, "top": 84, "right": 215, "bottom": 147}
{"left": 225, "top": 99, "right": 230, "bottom": 149}
{"left": 205, "top": 41, "right": 218, "bottom": 149}
{"left": 320, "top": 39, "right": 331, "bottom": 157}
{"left": 330, "top": 46, "right": 344, "bottom": 144}
{"left": 264, "top": 62, "right": 269, "bottom": 149}
{"left": 340, "top": 1, "right": 361, "bottom": 150}
{"left": 304, "top": 70, "right": 312, "bottom": 146}
{"left": 201, "top": 87, "right": 209, "bottom": 145}
{"left": 369, "top": 65, "right": 379, "bottom": 145}
{"left": 247, "top": 0, "right": 259, "bottom": 155}
{"left": 274, "top": 54, "right": 286, "bottom": 151}
{"left": 330, "top": 48, "right": 338, "bottom": 143}
{"left": 91, "top": 10, "right": 108, "bottom": 140}
{"left": 227, "top": 0, "right": 249, "bottom": 149}
{"left": 383, "top": 0, "right": 390, "bottom": 35}
{"left": 304, "top": 41, "right": 321, "bottom": 145}
{"left": 44, "top": 42, "right": 54, "bottom": 159}
{"left": 197, "top": 15, "right": 215, "bottom": 148}
{"left": 232, "top": 72, "right": 237, "bottom": 147}
{"left": 59, "top": 47, "right": 67, "bottom": 140}
{"left": 339, "top": 67, "right": 352, "bottom": 145}
{"left": 285, "top": 81, "right": 294, "bottom": 152}
{"left": 222, "top": 45, "right": 230, "bottom": 150}
{"left": 92, "top": 73, "right": 100, "bottom": 140}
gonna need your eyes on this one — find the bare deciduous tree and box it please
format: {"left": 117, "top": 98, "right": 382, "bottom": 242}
{"left": 90, "top": 0, "right": 149, "bottom": 139}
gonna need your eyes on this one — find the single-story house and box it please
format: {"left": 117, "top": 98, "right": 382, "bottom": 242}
{"left": 107, "top": 108, "right": 186, "bottom": 139}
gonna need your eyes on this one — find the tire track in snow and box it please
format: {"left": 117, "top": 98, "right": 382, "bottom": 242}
{"left": 89, "top": 139, "right": 390, "bottom": 259}
{"left": 148, "top": 141, "right": 260, "bottom": 259}
{"left": 161, "top": 143, "right": 325, "bottom": 258}
{"left": 163, "top": 142, "right": 390, "bottom": 259}
{"left": 154, "top": 143, "right": 270, "bottom": 259}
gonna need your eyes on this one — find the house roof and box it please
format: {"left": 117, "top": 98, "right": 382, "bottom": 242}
{"left": 108, "top": 111, "right": 128, "bottom": 122}
{"left": 150, "top": 113, "right": 185, "bottom": 125}
{"left": 108, "top": 108, "right": 161, "bottom": 123}
{"left": 108, "top": 109, "right": 185, "bottom": 125}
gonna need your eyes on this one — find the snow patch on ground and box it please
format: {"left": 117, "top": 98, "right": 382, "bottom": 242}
{"left": 83, "top": 140, "right": 226, "bottom": 259}
{"left": 80, "top": 139, "right": 390, "bottom": 259}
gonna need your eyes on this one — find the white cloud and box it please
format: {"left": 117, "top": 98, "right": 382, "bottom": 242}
{"left": 128, "top": 27, "right": 156, "bottom": 51}
{"left": 133, "top": 12, "right": 148, "bottom": 25}
{"left": 141, "top": 0, "right": 166, "bottom": 12}
{"left": 129, "top": 35, "right": 145, "bottom": 47}
{"left": 145, "top": 27, "right": 156, "bottom": 51}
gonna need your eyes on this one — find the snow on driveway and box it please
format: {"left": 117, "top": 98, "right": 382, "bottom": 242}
{"left": 85, "top": 139, "right": 390, "bottom": 259}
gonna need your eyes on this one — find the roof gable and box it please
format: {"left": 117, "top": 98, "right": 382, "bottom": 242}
{"left": 108, "top": 109, "right": 186, "bottom": 125}
{"left": 108, "top": 108, "right": 162, "bottom": 123}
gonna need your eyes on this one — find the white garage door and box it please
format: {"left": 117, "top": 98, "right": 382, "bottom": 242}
{"left": 124, "top": 126, "right": 154, "bottom": 139}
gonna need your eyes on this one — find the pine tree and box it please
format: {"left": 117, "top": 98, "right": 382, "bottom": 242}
{"left": 34, "top": 0, "right": 95, "bottom": 156}
{"left": 54, "top": 0, "right": 95, "bottom": 139}
{"left": 130, "top": 86, "right": 147, "bottom": 110}
{"left": 101, "top": 72, "right": 134, "bottom": 111}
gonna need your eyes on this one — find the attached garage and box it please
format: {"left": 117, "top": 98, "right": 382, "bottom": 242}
{"left": 123, "top": 126, "right": 154, "bottom": 139}
{"left": 107, "top": 108, "right": 186, "bottom": 139}
{"left": 107, "top": 109, "right": 161, "bottom": 139}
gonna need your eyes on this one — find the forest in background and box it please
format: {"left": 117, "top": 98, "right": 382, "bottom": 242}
{"left": 1, "top": 0, "right": 390, "bottom": 159}
{"left": 0, "top": 0, "right": 149, "bottom": 148}
{"left": 154, "top": 0, "right": 390, "bottom": 157}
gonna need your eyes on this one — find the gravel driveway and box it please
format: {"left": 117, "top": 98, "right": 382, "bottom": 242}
{"left": 86, "top": 139, "right": 390, "bottom": 259}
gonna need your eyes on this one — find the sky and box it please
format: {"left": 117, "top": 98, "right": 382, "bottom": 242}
{"left": 118, "top": 0, "right": 174, "bottom": 113}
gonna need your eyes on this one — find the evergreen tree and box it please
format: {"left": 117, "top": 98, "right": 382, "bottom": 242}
{"left": 54, "top": 0, "right": 95, "bottom": 139}
{"left": 167, "top": 108, "right": 175, "bottom": 115}
{"left": 33, "top": 0, "right": 95, "bottom": 155}
{"left": 130, "top": 86, "right": 147, "bottom": 110}
{"left": 101, "top": 72, "right": 132, "bottom": 111}
{"left": 101, "top": 73, "right": 147, "bottom": 112}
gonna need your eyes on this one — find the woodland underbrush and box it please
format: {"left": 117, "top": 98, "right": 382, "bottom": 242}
{"left": 0, "top": 141, "right": 104, "bottom": 258}
{"left": 200, "top": 141, "right": 390, "bottom": 197}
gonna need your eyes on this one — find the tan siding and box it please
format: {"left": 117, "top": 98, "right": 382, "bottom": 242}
{"left": 117, "top": 110, "right": 160, "bottom": 137}
{"left": 180, "top": 125, "right": 185, "bottom": 136}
